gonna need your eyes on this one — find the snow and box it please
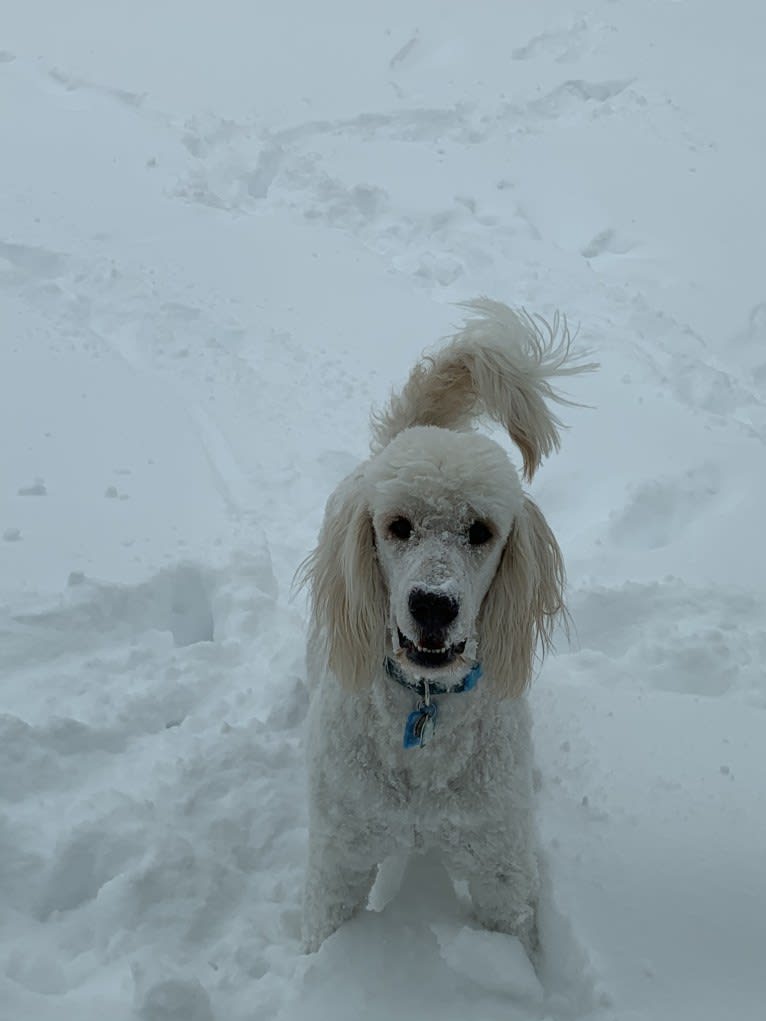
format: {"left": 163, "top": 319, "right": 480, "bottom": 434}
{"left": 1, "top": 2, "right": 765, "bottom": 1019}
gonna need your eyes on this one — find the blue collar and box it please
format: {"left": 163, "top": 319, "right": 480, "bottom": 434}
{"left": 384, "top": 657, "right": 482, "bottom": 697}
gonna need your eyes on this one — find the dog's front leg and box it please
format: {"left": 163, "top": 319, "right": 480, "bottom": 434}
{"left": 468, "top": 862, "right": 540, "bottom": 959}
{"left": 449, "top": 831, "right": 540, "bottom": 959}
{"left": 302, "top": 827, "right": 377, "bottom": 953}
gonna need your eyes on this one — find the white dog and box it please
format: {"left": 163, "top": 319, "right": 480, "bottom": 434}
{"left": 300, "top": 299, "right": 594, "bottom": 957}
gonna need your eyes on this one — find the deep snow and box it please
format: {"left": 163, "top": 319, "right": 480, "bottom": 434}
{"left": 2, "top": 2, "right": 765, "bottom": 1020}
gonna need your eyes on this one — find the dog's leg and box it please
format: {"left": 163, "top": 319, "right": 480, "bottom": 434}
{"left": 468, "top": 864, "right": 540, "bottom": 959}
{"left": 302, "top": 831, "right": 377, "bottom": 953}
{"left": 448, "top": 834, "right": 540, "bottom": 958}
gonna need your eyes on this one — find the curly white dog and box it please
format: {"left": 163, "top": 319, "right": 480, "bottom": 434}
{"left": 300, "top": 299, "right": 594, "bottom": 958}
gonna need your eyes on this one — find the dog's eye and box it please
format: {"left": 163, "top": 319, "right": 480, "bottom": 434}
{"left": 388, "top": 517, "right": 413, "bottom": 541}
{"left": 468, "top": 521, "right": 493, "bottom": 546}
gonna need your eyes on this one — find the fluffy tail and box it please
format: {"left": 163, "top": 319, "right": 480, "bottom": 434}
{"left": 370, "top": 298, "right": 597, "bottom": 479}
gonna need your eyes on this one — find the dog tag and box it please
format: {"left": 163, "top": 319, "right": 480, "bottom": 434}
{"left": 403, "top": 702, "right": 438, "bottom": 749}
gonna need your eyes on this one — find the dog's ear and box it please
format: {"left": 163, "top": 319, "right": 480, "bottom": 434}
{"left": 479, "top": 497, "right": 566, "bottom": 697}
{"left": 371, "top": 299, "right": 596, "bottom": 480}
{"left": 298, "top": 473, "right": 386, "bottom": 690}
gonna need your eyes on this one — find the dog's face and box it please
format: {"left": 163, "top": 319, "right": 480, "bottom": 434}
{"left": 302, "top": 424, "right": 564, "bottom": 697}
{"left": 367, "top": 428, "right": 523, "bottom": 682}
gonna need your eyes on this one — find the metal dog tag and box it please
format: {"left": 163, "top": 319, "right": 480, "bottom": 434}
{"left": 416, "top": 707, "right": 437, "bottom": 747}
{"left": 403, "top": 702, "right": 438, "bottom": 749}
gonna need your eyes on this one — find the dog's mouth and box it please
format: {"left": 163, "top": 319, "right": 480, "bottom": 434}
{"left": 396, "top": 628, "right": 467, "bottom": 670}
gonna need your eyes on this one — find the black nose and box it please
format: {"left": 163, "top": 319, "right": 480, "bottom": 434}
{"left": 408, "top": 588, "right": 459, "bottom": 632}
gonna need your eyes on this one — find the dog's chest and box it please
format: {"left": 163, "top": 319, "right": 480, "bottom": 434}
{"left": 367, "top": 686, "right": 500, "bottom": 810}
{"left": 311, "top": 673, "right": 522, "bottom": 821}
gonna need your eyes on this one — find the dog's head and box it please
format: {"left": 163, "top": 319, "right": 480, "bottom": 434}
{"left": 302, "top": 427, "right": 565, "bottom": 697}
{"left": 300, "top": 301, "right": 591, "bottom": 697}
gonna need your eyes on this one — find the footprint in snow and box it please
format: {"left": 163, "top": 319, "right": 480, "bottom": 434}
{"left": 525, "top": 78, "right": 633, "bottom": 121}
{"left": 607, "top": 463, "right": 720, "bottom": 552}
{"left": 17, "top": 479, "right": 47, "bottom": 496}
{"left": 0, "top": 240, "right": 66, "bottom": 280}
{"left": 568, "top": 579, "right": 766, "bottom": 697}
{"left": 581, "top": 227, "right": 636, "bottom": 259}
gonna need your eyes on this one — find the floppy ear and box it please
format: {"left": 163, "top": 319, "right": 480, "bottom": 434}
{"left": 297, "top": 472, "right": 386, "bottom": 690}
{"left": 479, "top": 497, "right": 567, "bottom": 698}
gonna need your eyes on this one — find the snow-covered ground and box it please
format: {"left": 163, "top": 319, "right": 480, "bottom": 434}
{"left": 2, "top": 3, "right": 765, "bottom": 1019}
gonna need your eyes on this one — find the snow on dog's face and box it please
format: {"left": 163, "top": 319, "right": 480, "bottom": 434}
{"left": 367, "top": 427, "right": 523, "bottom": 682}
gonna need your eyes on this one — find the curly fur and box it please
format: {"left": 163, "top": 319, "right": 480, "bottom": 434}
{"left": 300, "top": 299, "right": 594, "bottom": 957}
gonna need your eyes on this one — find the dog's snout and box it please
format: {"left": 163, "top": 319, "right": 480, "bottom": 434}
{"left": 408, "top": 588, "right": 459, "bottom": 632}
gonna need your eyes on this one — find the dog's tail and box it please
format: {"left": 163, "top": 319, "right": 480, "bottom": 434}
{"left": 370, "top": 298, "right": 597, "bottom": 479}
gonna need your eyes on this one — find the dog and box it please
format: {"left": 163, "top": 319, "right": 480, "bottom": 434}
{"left": 299, "top": 298, "right": 594, "bottom": 957}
